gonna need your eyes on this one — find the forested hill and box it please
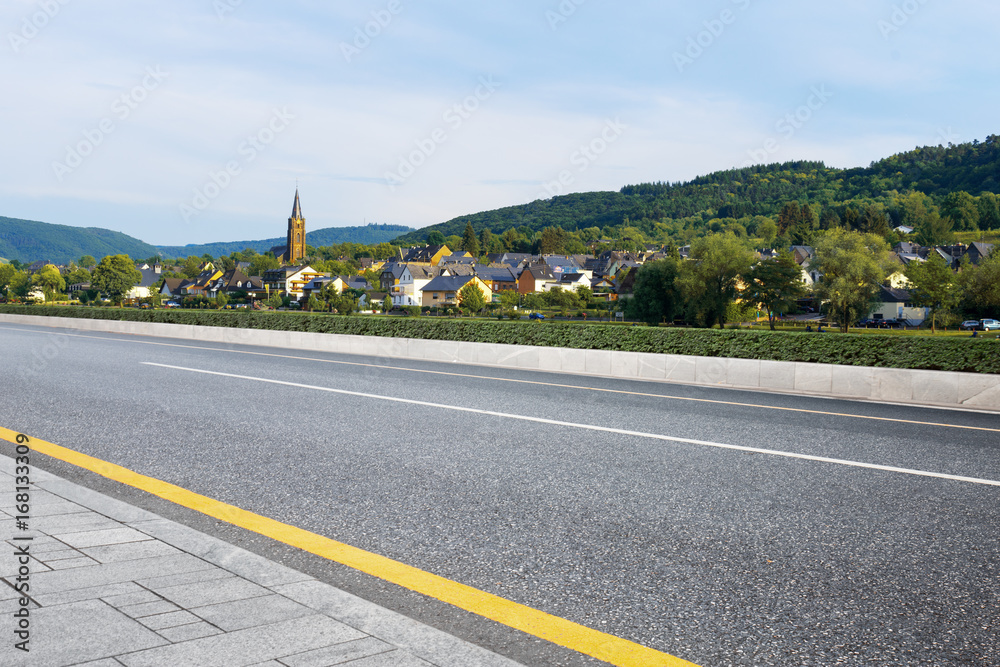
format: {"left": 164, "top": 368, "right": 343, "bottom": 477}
{"left": 394, "top": 136, "right": 1000, "bottom": 243}
{"left": 156, "top": 224, "right": 413, "bottom": 258}
{"left": 0, "top": 217, "right": 159, "bottom": 264}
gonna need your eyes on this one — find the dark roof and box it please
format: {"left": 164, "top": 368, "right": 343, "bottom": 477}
{"left": 474, "top": 265, "right": 517, "bottom": 282}
{"left": 422, "top": 275, "right": 477, "bottom": 292}
{"left": 291, "top": 188, "right": 303, "bottom": 219}
{"left": 521, "top": 263, "right": 555, "bottom": 280}
{"left": 880, "top": 285, "right": 911, "bottom": 303}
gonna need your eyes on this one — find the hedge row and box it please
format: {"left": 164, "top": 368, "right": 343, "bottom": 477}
{"left": 3, "top": 305, "right": 998, "bottom": 374}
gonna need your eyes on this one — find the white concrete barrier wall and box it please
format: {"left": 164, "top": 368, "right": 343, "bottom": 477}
{"left": 4, "top": 314, "right": 999, "bottom": 412}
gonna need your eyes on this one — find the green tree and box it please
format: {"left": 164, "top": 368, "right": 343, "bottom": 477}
{"left": 307, "top": 294, "right": 321, "bottom": 312}
{"left": 538, "top": 226, "right": 566, "bottom": 255}
{"left": 182, "top": 256, "right": 203, "bottom": 278}
{"left": 498, "top": 290, "right": 520, "bottom": 310}
{"left": 914, "top": 208, "right": 954, "bottom": 246}
{"left": 458, "top": 281, "right": 486, "bottom": 314}
{"left": 461, "top": 222, "right": 480, "bottom": 257}
{"left": 267, "top": 292, "right": 283, "bottom": 308}
{"left": 249, "top": 254, "right": 280, "bottom": 277}
{"left": 812, "top": 229, "right": 894, "bottom": 332}
{"left": 955, "top": 250, "right": 1000, "bottom": 319}
{"left": 677, "top": 234, "right": 755, "bottom": 329}
{"left": 78, "top": 255, "right": 98, "bottom": 270}
{"left": 427, "top": 230, "right": 446, "bottom": 246}
{"left": 65, "top": 267, "right": 92, "bottom": 286}
{"left": 941, "top": 191, "right": 980, "bottom": 231}
{"left": 214, "top": 292, "right": 228, "bottom": 309}
{"left": 32, "top": 264, "right": 66, "bottom": 301}
{"left": 626, "top": 259, "right": 681, "bottom": 325}
{"left": 758, "top": 218, "right": 779, "bottom": 247}
{"left": 0, "top": 263, "right": 19, "bottom": 297}
{"left": 575, "top": 284, "right": 593, "bottom": 303}
{"left": 903, "top": 252, "right": 957, "bottom": 333}
{"left": 978, "top": 192, "right": 1000, "bottom": 230}
{"left": 91, "top": 255, "right": 143, "bottom": 306}
{"left": 742, "top": 251, "right": 806, "bottom": 330}
{"left": 382, "top": 294, "right": 393, "bottom": 313}
{"left": 523, "top": 292, "right": 545, "bottom": 311}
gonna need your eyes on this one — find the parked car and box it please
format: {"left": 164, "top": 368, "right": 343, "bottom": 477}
{"left": 529, "top": 313, "right": 545, "bottom": 320}
{"left": 877, "top": 319, "right": 903, "bottom": 329}
{"left": 961, "top": 320, "right": 982, "bottom": 331}
{"left": 164, "top": 301, "right": 181, "bottom": 308}
{"left": 981, "top": 319, "right": 1000, "bottom": 331}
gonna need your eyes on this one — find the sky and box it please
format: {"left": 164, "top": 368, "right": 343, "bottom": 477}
{"left": 1, "top": 0, "right": 998, "bottom": 246}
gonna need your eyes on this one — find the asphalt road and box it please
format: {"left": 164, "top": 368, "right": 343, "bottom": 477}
{"left": 2, "top": 322, "right": 999, "bottom": 666}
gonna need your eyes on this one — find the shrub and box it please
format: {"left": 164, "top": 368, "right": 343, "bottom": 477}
{"left": 2, "top": 304, "right": 998, "bottom": 374}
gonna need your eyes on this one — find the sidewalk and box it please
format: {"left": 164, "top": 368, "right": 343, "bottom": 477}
{"left": 0, "top": 456, "right": 523, "bottom": 667}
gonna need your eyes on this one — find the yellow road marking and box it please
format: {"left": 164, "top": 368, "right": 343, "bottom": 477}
{"left": 0, "top": 427, "right": 700, "bottom": 667}
{"left": 7, "top": 325, "right": 1000, "bottom": 433}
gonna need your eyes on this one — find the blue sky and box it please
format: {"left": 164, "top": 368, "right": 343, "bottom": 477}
{"left": 2, "top": 0, "right": 998, "bottom": 246}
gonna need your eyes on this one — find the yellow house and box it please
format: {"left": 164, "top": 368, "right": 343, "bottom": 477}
{"left": 420, "top": 275, "right": 493, "bottom": 309}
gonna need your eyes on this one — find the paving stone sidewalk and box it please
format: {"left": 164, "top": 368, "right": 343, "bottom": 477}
{"left": 0, "top": 456, "right": 523, "bottom": 667}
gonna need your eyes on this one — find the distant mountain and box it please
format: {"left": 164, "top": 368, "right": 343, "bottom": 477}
{"left": 0, "top": 217, "right": 159, "bottom": 265}
{"left": 393, "top": 135, "right": 1000, "bottom": 244}
{"left": 156, "top": 224, "right": 414, "bottom": 258}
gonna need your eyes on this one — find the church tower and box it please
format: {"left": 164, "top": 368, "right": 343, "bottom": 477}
{"left": 287, "top": 188, "right": 306, "bottom": 265}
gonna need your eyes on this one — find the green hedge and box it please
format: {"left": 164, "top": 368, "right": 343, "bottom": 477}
{"left": 3, "top": 305, "right": 998, "bottom": 374}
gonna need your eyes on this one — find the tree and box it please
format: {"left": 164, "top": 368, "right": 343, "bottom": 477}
{"left": 31, "top": 264, "right": 66, "bottom": 302}
{"left": 78, "top": 255, "right": 97, "bottom": 270}
{"left": 214, "top": 292, "right": 229, "bottom": 309}
{"left": 182, "top": 256, "right": 203, "bottom": 278}
{"left": 742, "top": 251, "right": 806, "bottom": 330}
{"left": 914, "top": 208, "right": 954, "bottom": 246}
{"left": 249, "top": 254, "right": 280, "bottom": 277}
{"left": 65, "top": 267, "right": 92, "bottom": 286}
{"left": 427, "top": 231, "right": 446, "bottom": 246}
{"left": 461, "top": 222, "right": 480, "bottom": 257}
{"left": 0, "top": 263, "right": 19, "bottom": 297}
{"left": 575, "top": 284, "right": 593, "bottom": 304}
{"left": 498, "top": 290, "right": 520, "bottom": 310}
{"left": 812, "top": 229, "right": 894, "bottom": 333}
{"left": 382, "top": 294, "right": 393, "bottom": 313}
{"left": 626, "top": 259, "right": 681, "bottom": 325}
{"left": 677, "top": 234, "right": 755, "bottom": 329}
{"left": 956, "top": 249, "right": 1000, "bottom": 319}
{"left": 538, "top": 226, "right": 566, "bottom": 255}
{"left": 978, "top": 192, "right": 1000, "bottom": 230}
{"left": 903, "top": 252, "right": 957, "bottom": 333}
{"left": 757, "top": 218, "right": 779, "bottom": 247}
{"left": 307, "top": 294, "right": 322, "bottom": 312}
{"left": 458, "top": 281, "right": 486, "bottom": 314}
{"left": 267, "top": 292, "right": 283, "bottom": 309}
{"left": 91, "top": 255, "right": 143, "bottom": 306}
{"left": 941, "top": 191, "right": 980, "bottom": 231}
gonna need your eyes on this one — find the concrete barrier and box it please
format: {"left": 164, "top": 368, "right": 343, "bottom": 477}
{"left": 4, "top": 313, "right": 999, "bottom": 412}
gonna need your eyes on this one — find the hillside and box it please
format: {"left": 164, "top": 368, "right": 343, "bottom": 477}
{"left": 0, "top": 217, "right": 160, "bottom": 264}
{"left": 394, "top": 135, "right": 1000, "bottom": 244}
{"left": 155, "top": 224, "right": 414, "bottom": 258}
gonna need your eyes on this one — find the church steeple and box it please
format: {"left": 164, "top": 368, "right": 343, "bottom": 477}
{"left": 286, "top": 187, "right": 306, "bottom": 265}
